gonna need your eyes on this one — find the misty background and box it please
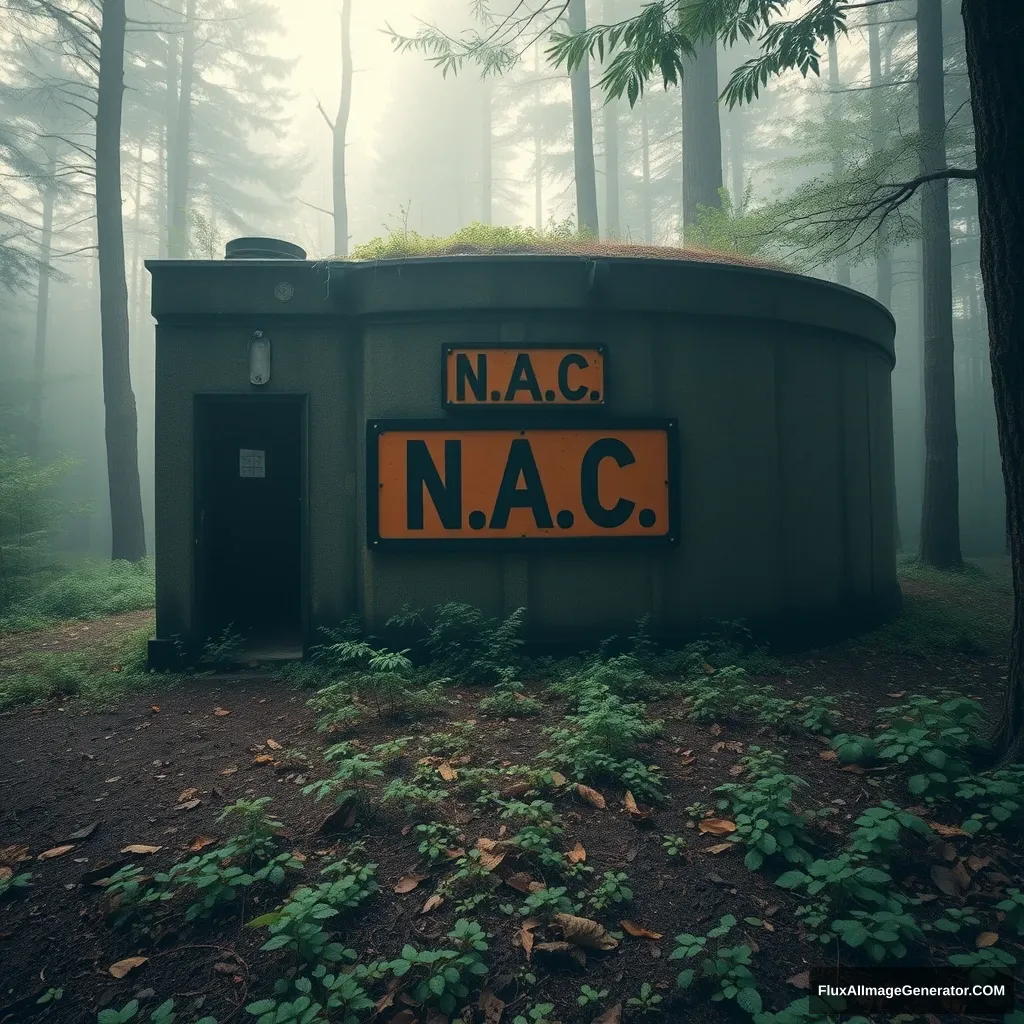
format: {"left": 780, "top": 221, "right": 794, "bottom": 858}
{"left": 0, "top": 0, "right": 1001, "bottom": 567}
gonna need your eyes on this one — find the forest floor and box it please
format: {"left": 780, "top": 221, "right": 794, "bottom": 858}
{"left": 0, "top": 559, "right": 1019, "bottom": 1024}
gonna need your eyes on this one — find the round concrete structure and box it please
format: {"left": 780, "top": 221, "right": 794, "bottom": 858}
{"left": 146, "top": 250, "right": 899, "bottom": 658}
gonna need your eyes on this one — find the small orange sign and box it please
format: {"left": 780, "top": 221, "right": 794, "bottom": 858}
{"left": 367, "top": 421, "right": 677, "bottom": 548}
{"left": 443, "top": 346, "right": 605, "bottom": 407}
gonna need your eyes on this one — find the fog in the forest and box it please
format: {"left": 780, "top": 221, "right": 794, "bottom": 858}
{"left": 0, "top": 0, "right": 1002, "bottom": 564}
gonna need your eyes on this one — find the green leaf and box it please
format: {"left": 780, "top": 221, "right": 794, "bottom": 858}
{"left": 245, "top": 1000, "right": 277, "bottom": 1014}
{"left": 677, "top": 968, "right": 695, "bottom": 989}
{"left": 737, "top": 987, "right": 763, "bottom": 1014}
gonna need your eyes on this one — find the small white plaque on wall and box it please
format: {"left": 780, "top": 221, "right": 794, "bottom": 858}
{"left": 239, "top": 449, "right": 266, "bottom": 478}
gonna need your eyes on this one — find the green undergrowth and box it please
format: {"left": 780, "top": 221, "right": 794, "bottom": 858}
{"left": 0, "top": 558, "right": 155, "bottom": 632}
{"left": 851, "top": 556, "right": 1011, "bottom": 657}
{"left": 0, "top": 624, "right": 158, "bottom": 711}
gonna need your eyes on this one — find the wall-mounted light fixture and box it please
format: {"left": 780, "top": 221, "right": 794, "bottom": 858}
{"left": 249, "top": 331, "right": 271, "bottom": 385}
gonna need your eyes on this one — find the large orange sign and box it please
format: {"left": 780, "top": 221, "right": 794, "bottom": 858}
{"left": 367, "top": 420, "right": 678, "bottom": 549}
{"left": 443, "top": 346, "right": 605, "bottom": 407}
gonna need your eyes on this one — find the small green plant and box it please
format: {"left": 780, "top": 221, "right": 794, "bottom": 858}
{"left": 627, "top": 982, "right": 664, "bottom": 1014}
{"left": 829, "top": 908, "right": 924, "bottom": 961}
{"left": 671, "top": 914, "right": 763, "bottom": 1014}
{"left": 521, "top": 886, "right": 578, "bottom": 920}
{"left": 248, "top": 886, "right": 359, "bottom": 964}
{"left": 662, "top": 834, "right": 687, "bottom": 856}
{"left": 37, "top": 987, "right": 63, "bottom": 1006}
{"left": 513, "top": 1004, "right": 559, "bottom": 1024}
{"left": 996, "top": 888, "right": 1024, "bottom": 935}
{"left": 587, "top": 870, "right": 633, "bottom": 913}
{"left": 577, "top": 984, "right": 609, "bottom": 1007}
{"left": 956, "top": 768, "right": 1024, "bottom": 834}
{"left": 370, "top": 736, "right": 415, "bottom": 763}
{"left": 381, "top": 778, "right": 449, "bottom": 814}
{"left": 423, "top": 722, "right": 476, "bottom": 757}
{"left": 796, "top": 693, "right": 844, "bottom": 736}
{"left": 245, "top": 992, "right": 327, "bottom": 1024}
{"left": 480, "top": 685, "right": 543, "bottom": 717}
{"left": 846, "top": 802, "right": 933, "bottom": 861}
{"left": 924, "top": 906, "right": 981, "bottom": 934}
{"left": 416, "top": 822, "right": 461, "bottom": 863}
{"left": 713, "top": 760, "right": 814, "bottom": 870}
{"left": 948, "top": 947, "right": 1017, "bottom": 983}
{"left": 684, "top": 800, "right": 709, "bottom": 820}
{"left": 103, "top": 865, "right": 175, "bottom": 926}
{"left": 776, "top": 856, "right": 894, "bottom": 911}
{"left": 386, "top": 919, "right": 489, "bottom": 1016}
{"left": 301, "top": 754, "right": 384, "bottom": 808}
{"left": 97, "top": 1000, "right": 216, "bottom": 1024}
{"left": 0, "top": 868, "right": 31, "bottom": 899}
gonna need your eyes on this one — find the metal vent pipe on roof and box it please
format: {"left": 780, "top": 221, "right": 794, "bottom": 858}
{"left": 224, "top": 237, "right": 306, "bottom": 260}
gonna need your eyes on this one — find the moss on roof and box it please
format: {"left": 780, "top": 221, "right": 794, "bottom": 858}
{"left": 329, "top": 222, "right": 782, "bottom": 271}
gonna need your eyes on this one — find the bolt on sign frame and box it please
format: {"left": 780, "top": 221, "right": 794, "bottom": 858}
{"left": 366, "top": 417, "right": 680, "bottom": 553}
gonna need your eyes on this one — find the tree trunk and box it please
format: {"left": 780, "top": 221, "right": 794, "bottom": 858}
{"left": 962, "top": 0, "right": 1024, "bottom": 761}
{"left": 533, "top": 41, "right": 543, "bottom": 230}
{"left": 730, "top": 114, "right": 745, "bottom": 210}
{"left": 333, "top": 0, "right": 353, "bottom": 254}
{"left": 481, "top": 75, "right": 492, "bottom": 226}
{"left": 27, "top": 137, "right": 57, "bottom": 458}
{"left": 129, "top": 137, "right": 144, "bottom": 333}
{"left": 640, "top": 96, "right": 653, "bottom": 243}
{"left": 168, "top": 0, "right": 195, "bottom": 259}
{"left": 868, "top": 5, "right": 899, "bottom": 550}
{"left": 917, "top": 0, "right": 962, "bottom": 568}
{"left": 601, "top": 0, "right": 620, "bottom": 240}
{"left": 867, "top": 12, "right": 893, "bottom": 309}
{"left": 96, "top": 0, "right": 146, "bottom": 561}
{"left": 567, "top": 0, "right": 599, "bottom": 236}
{"left": 681, "top": 37, "right": 723, "bottom": 240}
{"left": 162, "top": 5, "right": 179, "bottom": 259}
{"left": 828, "top": 38, "right": 852, "bottom": 287}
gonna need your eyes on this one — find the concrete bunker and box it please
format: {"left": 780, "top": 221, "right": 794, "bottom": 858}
{"left": 145, "top": 237, "right": 899, "bottom": 664}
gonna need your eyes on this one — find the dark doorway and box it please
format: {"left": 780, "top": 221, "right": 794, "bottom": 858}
{"left": 195, "top": 396, "right": 304, "bottom": 656}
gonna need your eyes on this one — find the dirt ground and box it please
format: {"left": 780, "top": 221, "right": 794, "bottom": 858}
{"left": 0, "top": 574, "right": 1020, "bottom": 1024}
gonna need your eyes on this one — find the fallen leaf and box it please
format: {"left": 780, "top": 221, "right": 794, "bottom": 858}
{"left": 505, "top": 872, "right": 536, "bottom": 893}
{"left": 109, "top": 956, "right": 148, "bottom": 978}
{"left": 421, "top": 893, "right": 444, "bottom": 914}
{"left": 567, "top": 842, "right": 587, "bottom": 864}
{"left": 709, "top": 723, "right": 722, "bottom": 736}
{"left": 480, "top": 850, "right": 506, "bottom": 871}
{"left": 553, "top": 912, "right": 618, "bottom": 950}
{"left": 213, "top": 708, "right": 230, "bottom": 716}
{"left": 623, "top": 791, "right": 653, "bottom": 824}
{"left": 967, "top": 855, "right": 992, "bottom": 872}
{"left": 177, "top": 799, "right": 201, "bottom": 812}
{"left": 728, "top": 764, "right": 745, "bottom": 776}
{"left": 711, "top": 740, "right": 744, "bottom": 753}
{"left": 520, "top": 921, "right": 539, "bottom": 959}
{"left": 150, "top": 705, "right": 160, "bottom": 713}
{"left": 819, "top": 750, "right": 838, "bottom": 761}
{"left": 394, "top": 874, "right": 427, "bottom": 893}
{"left": 930, "top": 821, "right": 969, "bottom": 838}
{"left": 703, "top": 843, "right": 734, "bottom": 854}
{"left": 931, "top": 864, "right": 964, "bottom": 896}
{"left": 188, "top": 836, "right": 216, "bottom": 852}
{"left": 840, "top": 765, "right": 865, "bottom": 774}
{"left": 38, "top": 845, "right": 74, "bottom": 860}
{"left": 699, "top": 818, "right": 737, "bottom": 835}
{"left": 534, "top": 940, "right": 587, "bottom": 967}
{"left": 576, "top": 784, "right": 606, "bottom": 810}
{"left": 437, "top": 762, "right": 458, "bottom": 782}
{"left": 266, "top": 738, "right": 282, "bottom": 750}
{"left": 389, "top": 1013, "right": 416, "bottom": 1024}
{"left": 620, "top": 920, "right": 663, "bottom": 940}
{"left": 220, "top": 766, "right": 238, "bottom": 776}
{"left": 550, "top": 771, "right": 567, "bottom": 787}
{"left": 479, "top": 989, "right": 505, "bottom": 1024}
{"left": 120, "top": 845, "right": 162, "bottom": 856}
{"left": 68, "top": 822, "right": 100, "bottom": 841}
{"left": 253, "top": 754, "right": 275, "bottom": 765}
{"left": 178, "top": 788, "right": 199, "bottom": 803}
{"left": 592, "top": 1005, "right": 622, "bottom": 1024}
{"left": 951, "top": 861, "right": 972, "bottom": 889}
{"left": 976, "top": 932, "right": 999, "bottom": 947}
{"left": 932, "top": 841, "right": 958, "bottom": 862}
{"left": 0, "top": 845, "right": 30, "bottom": 867}
{"left": 787, "top": 970, "right": 810, "bottom": 989}
{"left": 477, "top": 837, "right": 500, "bottom": 852}
{"left": 887, "top": 691, "right": 906, "bottom": 698}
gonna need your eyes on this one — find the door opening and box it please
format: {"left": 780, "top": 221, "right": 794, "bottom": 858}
{"left": 196, "top": 396, "right": 303, "bottom": 658}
